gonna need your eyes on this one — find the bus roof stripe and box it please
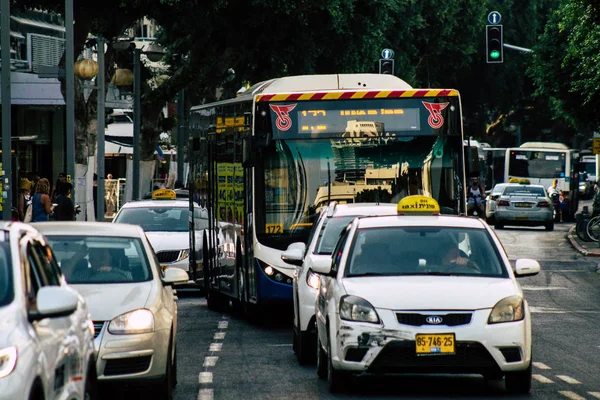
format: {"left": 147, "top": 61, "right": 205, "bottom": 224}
{"left": 254, "top": 89, "right": 460, "bottom": 102}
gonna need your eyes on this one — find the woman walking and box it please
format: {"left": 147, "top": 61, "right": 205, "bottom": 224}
{"left": 31, "top": 178, "right": 53, "bottom": 222}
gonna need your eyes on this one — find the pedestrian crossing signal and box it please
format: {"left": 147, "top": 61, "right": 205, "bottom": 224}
{"left": 486, "top": 25, "right": 503, "bottom": 63}
{"left": 379, "top": 59, "right": 395, "bottom": 75}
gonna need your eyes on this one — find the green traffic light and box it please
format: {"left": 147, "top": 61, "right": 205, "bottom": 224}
{"left": 490, "top": 50, "right": 500, "bottom": 59}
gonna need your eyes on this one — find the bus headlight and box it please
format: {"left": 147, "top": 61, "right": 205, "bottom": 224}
{"left": 258, "top": 260, "right": 292, "bottom": 284}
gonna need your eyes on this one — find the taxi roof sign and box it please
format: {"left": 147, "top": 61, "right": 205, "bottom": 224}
{"left": 152, "top": 188, "right": 176, "bottom": 200}
{"left": 397, "top": 195, "right": 440, "bottom": 215}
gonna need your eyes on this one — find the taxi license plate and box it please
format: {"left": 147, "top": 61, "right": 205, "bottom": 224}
{"left": 415, "top": 333, "right": 455, "bottom": 355}
{"left": 515, "top": 202, "right": 531, "bottom": 208}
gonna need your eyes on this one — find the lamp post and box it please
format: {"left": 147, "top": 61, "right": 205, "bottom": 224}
{"left": 97, "top": 37, "right": 106, "bottom": 221}
{"left": 132, "top": 42, "right": 164, "bottom": 200}
{"left": 1, "top": 0, "right": 12, "bottom": 217}
{"left": 65, "top": 0, "right": 75, "bottom": 197}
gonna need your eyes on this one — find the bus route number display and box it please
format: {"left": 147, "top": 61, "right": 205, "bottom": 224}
{"left": 297, "top": 108, "right": 420, "bottom": 133}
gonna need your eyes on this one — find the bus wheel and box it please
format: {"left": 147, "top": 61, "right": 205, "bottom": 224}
{"left": 232, "top": 241, "right": 245, "bottom": 316}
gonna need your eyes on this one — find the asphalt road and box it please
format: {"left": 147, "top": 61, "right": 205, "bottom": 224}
{"left": 165, "top": 222, "right": 600, "bottom": 400}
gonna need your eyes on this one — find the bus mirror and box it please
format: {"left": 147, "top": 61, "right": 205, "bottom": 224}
{"left": 242, "top": 137, "right": 255, "bottom": 168}
{"left": 466, "top": 147, "right": 481, "bottom": 177}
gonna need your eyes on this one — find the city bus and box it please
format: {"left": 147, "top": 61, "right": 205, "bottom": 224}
{"left": 188, "top": 73, "right": 471, "bottom": 313}
{"left": 504, "top": 142, "right": 580, "bottom": 220}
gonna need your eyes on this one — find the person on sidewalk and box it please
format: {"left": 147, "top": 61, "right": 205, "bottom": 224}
{"left": 592, "top": 181, "right": 600, "bottom": 217}
{"left": 53, "top": 181, "right": 76, "bottom": 221}
{"left": 31, "top": 178, "right": 54, "bottom": 222}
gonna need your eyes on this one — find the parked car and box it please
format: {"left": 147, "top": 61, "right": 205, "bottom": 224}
{"left": 313, "top": 196, "right": 539, "bottom": 394}
{"left": 281, "top": 202, "right": 398, "bottom": 364}
{"left": 34, "top": 222, "right": 188, "bottom": 399}
{"left": 493, "top": 184, "right": 554, "bottom": 230}
{"left": 0, "top": 222, "right": 96, "bottom": 400}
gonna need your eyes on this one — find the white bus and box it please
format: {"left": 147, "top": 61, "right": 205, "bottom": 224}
{"left": 505, "top": 142, "right": 580, "bottom": 219}
{"left": 189, "top": 73, "right": 471, "bottom": 313}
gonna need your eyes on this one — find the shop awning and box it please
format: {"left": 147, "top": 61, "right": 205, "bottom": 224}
{"left": 0, "top": 71, "right": 65, "bottom": 105}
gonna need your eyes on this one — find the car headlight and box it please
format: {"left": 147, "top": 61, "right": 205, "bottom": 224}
{"left": 339, "top": 295, "right": 380, "bottom": 324}
{"left": 108, "top": 309, "right": 154, "bottom": 334}
{"left": 488, "top": 295, "right": 524, "bottom": 324}
{"left": 306, "top": 270, "right": 320, "bottom": 290}
{"left": 0, "top": 347, "right": 17, "bottom": 379}
{"left": 177, "top": 249, "right": 190, "bottom": 262}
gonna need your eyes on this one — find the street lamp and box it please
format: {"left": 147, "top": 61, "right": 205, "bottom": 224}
{"left": 132, "top": 42, "right": 165, "bottom": 200}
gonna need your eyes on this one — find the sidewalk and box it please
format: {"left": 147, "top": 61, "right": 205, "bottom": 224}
{"left": 566, "top": 225, "right": 600, "bottom": 256}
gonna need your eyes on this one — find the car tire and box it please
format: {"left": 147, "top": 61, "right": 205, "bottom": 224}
{"left": 504, "top": 361, "right": 532, "bottom": 394}
{"left": 172, "top": 346, "right": 178, "bottom": 387}
{"left": 545, "top": 221, "right": 554, "bottom": 231}
{"left": 316, "top": 334, "right": 327, "bottom": 379}
{"left": 327, "top": 330, "right": 347, "bottom": 393}
{"left": 84, "top": 358, "right": 98, "bottom": 400}
{"left": 155, "top": 334, "right": 174, "bottom": 400}
{"left": 495, "top": 222, "right": 504, "bottom": 229}
{"left": 295, "top": 329, "right": 316, "bottom": 365}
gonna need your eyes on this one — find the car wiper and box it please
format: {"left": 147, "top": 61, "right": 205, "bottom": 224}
{"left": 348, "top": 272, "right": 387, "bottom": 277}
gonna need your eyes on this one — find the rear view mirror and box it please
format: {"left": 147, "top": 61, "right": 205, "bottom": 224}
{"left": 163, "top": 267, "right": 189, "bottom": 285}
{"left": 281, "top": 244, "right": 305, "bottom": 267}
{"left": 514, "top": 259, "right": 541, "bottom": 277}
{"left": 311, "top": 257, "right": 333, "bottom": 275}
{"left": 29, "top": 287, "right": 78, "bottom": 322}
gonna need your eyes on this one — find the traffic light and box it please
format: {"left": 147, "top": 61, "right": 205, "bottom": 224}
{"left": 379, "top": 58, "right": 395, "bottom": 74}
{"left": 486, "top": 25, "right": 503, "bottom": 63}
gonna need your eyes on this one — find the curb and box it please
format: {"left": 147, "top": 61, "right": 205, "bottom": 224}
{"left": 566, "top": 225, "right": 600, "bottom": 257}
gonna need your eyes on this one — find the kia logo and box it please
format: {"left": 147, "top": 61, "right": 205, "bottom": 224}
{"left": 425, "top": 316, "right": 443, "bottom": 324}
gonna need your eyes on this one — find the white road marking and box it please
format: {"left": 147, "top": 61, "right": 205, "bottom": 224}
{"left": 588, "top": 392, "right": 600, "bottom": 399}
{"left": 209, "top": 343, "right": 223, "bottom": 352}
{"left": 556, "top": 375, "right": 582, "bottom": 384}
{"left": 214, "top": 332, "right": 226, "bottom": 340}
{"left": 522, "top": 286, "right": 567, "bottom": 291}
{"left": 197, "top": 388, "right": 214, "bottom": 400}
{"left": 532, "top": 374, "right": 554, "bottom": 383}
{"left": 530, "top": 306, "right": 567, "bottom": 314}
{"left": 198, "top": 372, "right": 213, "bottom": 384}
{"left": 203, "top": 356, "right": 218, "bottom": 367}
{"left": 218, "top": 321, "right": 229, "bottom": 329}
{"left": 558, "top": 391, "right": 586, "bottom": 400}
{"left": 533, "top": 362, "right": 552, "bottom": 370}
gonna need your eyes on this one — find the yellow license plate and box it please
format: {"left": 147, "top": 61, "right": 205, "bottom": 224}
{"left": 515, "top": 202, "right": 531, "bottom": 208}
{"left": 415, "top": 333, "right": 455, "bottom": 355}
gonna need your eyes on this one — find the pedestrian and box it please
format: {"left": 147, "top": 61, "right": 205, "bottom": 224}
{"left": 17, "top": 178, "right": 32, "bottom": 221}
{"left": 29, "top": 172, "right": 40, "bottom": 198}
{"left": 51, "top": 172, "right": 67, "bottom": 203}
{"left": 31, "top": 178, "right": 53, "bottom": 222}
{"left": 53, "top": 181, "right": 76, "bottom": 221}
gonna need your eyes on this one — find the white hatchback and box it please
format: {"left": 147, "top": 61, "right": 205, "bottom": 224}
{"left": 281, "top": 202, "right": 397, "bottom": 364}
{"left": 35, "top": 222, "right": 188, "bottom": 399}
{"left": 314, "top": 196, "right": 540, "bottom": 394}
{"left": 0, "top": 222, "right": 96, "bottom": 400}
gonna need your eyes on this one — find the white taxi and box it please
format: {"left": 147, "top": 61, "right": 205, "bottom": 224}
{"left": 314, "top": 196, "right": 540, "bottom": 393}
{"left": 0, "top": 222, "right": 96, "bottom": 400}
{"left": 34, "top": 222, "right": 189, "bottom": 398}
{"left": 281, "top": 202, "right": 398, "bottom": 365}
{"left": 113, "top": 189, "right": 209, "bottom": 287}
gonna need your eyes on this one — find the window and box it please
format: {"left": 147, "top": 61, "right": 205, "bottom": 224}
{"left": 31, "top": 242, "right": 61, "bottom": 286}
{"left": 331, "top": 225, "right": 352, "bottom": 274}
{"left": 315, "top": 216, "right": 356, "bottom": 255}
{"left": 114, "top": 207, "right": 189, "bottom": 232}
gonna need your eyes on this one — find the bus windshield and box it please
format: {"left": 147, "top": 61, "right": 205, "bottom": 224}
{"left": 254, "top": 97, "right": 463, "bottom": 250}
{"left": 508, "top": 150, "right": 566, "bottom": 179}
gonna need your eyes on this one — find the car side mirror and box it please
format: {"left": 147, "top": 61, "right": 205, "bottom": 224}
{"left": 163, "top": 267, "right": 189, "bottom": 285}
{"left": 29, "top": 286, "right": 78, "bottom": 322}
{"left": 281, "top": 245, "right": 305, "bottom": 267}
{"left": 311, "top": 257, "right": 333, "bottom": 275}
{"left": 514, "top": 259, "right": 541, "bottom": 277}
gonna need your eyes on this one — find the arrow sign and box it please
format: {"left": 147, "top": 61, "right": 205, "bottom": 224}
{"left": 381, "top": 48, "right": 394, "bottom": 59}
{"left": 488, "top": 11, "right": 501, "bottom": 25}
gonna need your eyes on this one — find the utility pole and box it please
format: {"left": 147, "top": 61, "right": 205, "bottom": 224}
{"left": 65, "top": 0, "right": 75, "bottom": 197}
{"left": 96, "top": 38, "right": 105, "bottom": 221}
{"left": 1, "top": 0, "right": 13, "bottom": 217}
{"left": 132, "top": 48, "right": 141, "bottom": 200}
{"left": 177, "top": 90, "right": 185, "bottom": 184}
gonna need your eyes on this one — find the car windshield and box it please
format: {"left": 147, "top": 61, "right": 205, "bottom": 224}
{"left": 503, "top": 186, "right": 545, "bottom": 197}
{"left": 315, "top": 216, "right": 356, "bottom": 255}
{"left": 115, "top": 206, "right": 205, "bottom": 232}
{"left": 345, "top": 226, "right": 507, "bottom": 278}
{"left": 0, "top": 242, "right": 13, "bottom": 307}
{"left": 45, "top": 236, "right": 152, "bottom": 284}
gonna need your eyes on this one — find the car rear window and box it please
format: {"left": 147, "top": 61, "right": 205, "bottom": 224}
{"left": 503, "top": 186, "right": 545, "bottom": 196}
{"left": 46, "top": 236, "right": 153, "bottom": 284}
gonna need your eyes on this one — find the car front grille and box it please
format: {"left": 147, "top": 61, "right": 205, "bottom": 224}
{"left": 369, "top": 341, "right": 500, "bottom": 374}
{"left": 103, "top": 355, "right": 152, "bottom": 376}
{"left": 395, "top": 313, "right": 472, "bottom": 327}
{"left": 92, "top": 321, "right": 105, "bottom": 338}
{"left": 156, "top": 250, "right": 181, "bottom": 263}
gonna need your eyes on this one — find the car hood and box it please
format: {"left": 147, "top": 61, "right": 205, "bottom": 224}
{"left": 145, "top": 231, "right": 197, "bottom": 252}
{"left": 342, "top": 276, "right": 520, "bottom": 310}
{"left": 71, "top": 281, "right": 154, "bottom": 321}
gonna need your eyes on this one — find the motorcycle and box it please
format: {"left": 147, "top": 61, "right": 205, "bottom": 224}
{"left": 549, "top": 191, "right": 561, "bottom": 222}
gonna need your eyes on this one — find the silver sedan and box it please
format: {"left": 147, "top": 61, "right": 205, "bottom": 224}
{"left": 493, "top": 184, "right": 554, "bottom": 230}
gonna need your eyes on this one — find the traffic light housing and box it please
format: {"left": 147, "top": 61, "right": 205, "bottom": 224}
{"left": 486, "top": 25, "right": 503, "bottom": 63}
{"left": 379, "top": 58, "right": 395, "bottom": 74}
